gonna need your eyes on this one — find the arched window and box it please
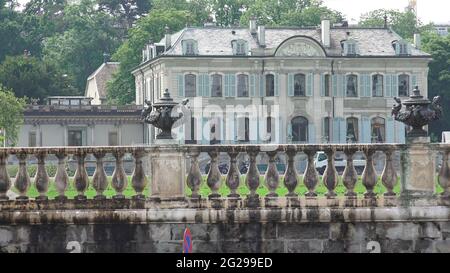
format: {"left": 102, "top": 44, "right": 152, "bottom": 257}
{"left": 237, "top": 74, "right": 249, "bottom": 97}
{"left": 346, "top": 74, "right": 358, "bottom": 97}
{"left": 398, "top": 74, "right": 410, "bottom": 97}
{"left": 266, "top": 74, "right": 275, "bottom": 96}
{"left": 291, "top": 116, "right": 308, "bottom": 142}
{"left": 184, "top": 74, "right": 196, "bottom": 97}
{"left": 371, "top": 117, "right": 385, "bottom": 143}
{"left": 211, "top": 74, "right": 222, "bottom": 97}
{"left": 372, "top": 74, "right": 384, "bottom": 97}
{"left": 346, "top": 117, "right": 359, "bottom": 143}
{"left": 294, "top": 73, "right": 306, "bottom": 96}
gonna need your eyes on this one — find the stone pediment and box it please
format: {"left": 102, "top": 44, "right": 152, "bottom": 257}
{"left": 275, "top": 37, "right": 326, "bottom": 57}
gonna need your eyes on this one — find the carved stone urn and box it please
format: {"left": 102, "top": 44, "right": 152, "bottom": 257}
{"left": 391, "top": 86, "right": 442, "bottom": 138}
{"left": 141, "top": 89, "right": 189, "bottom": 140}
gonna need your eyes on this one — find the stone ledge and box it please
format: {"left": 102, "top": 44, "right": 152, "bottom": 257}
{"left": 0, "top": 206, "right": 450, "bottom": 225}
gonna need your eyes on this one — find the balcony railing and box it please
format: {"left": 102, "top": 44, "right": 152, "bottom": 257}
{"left": 0, "top": 144, "right": 448, "bottom": 208}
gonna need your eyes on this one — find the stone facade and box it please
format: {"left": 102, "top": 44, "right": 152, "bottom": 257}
{"left": 132, "top": 20, "right": 431, "bottom": 145}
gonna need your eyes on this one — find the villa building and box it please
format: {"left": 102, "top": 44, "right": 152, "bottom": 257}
{"left": 133, "top": 19, "right": 432, "bottom": 145}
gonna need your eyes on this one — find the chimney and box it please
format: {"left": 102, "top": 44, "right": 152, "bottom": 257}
{"left": 164, "top": 25, "right": 171, "bottom": 50}
{"left": 321, "top": 19, "right": 331, "bottom": 48}
{"left": 258, "top": 25, "right": 266, "bottom": 47}
{"left": 250, "top": 16, "right": 257, "bottom": 35}
{"left": 414, "top": 33, "right": 421, "bottom": 49}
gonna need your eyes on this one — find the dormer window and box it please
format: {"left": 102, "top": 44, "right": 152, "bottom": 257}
{"left": 342, "top": 40, "right": 357, "bottom": 56}
{"left": 182, "top": 39, "right": 198, "bottom": 56}
{"left": 393, "top": 40, "right": 410, "bottom": 56}
{"left": 232, "top": 40, "right": 248, "bottom": 56}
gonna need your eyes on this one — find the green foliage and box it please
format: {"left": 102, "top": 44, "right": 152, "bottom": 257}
{"left": 240, "top": 0, "right": 343, "bottom": 27}
{"left": 359, "top": 9, "right": 430, "bottom": 40}
{"left": 98, "top": 0, "right": 153, "bottom": 30}
{"left": 42, "top": 0, "right": 122, "bottom": 92}
{"left": 108, "top": 8, "right": 194, "bottom": 104}
{"left": 0, "top": 85, "right": 25, "bottom": 146}
{"left": 0, "top": 55, "right": 75, "bottom": 99}
{"left": 421, "top": 33, "right": 450, "bottom": 137}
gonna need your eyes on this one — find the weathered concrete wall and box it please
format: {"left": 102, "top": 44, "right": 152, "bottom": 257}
{"left": 1, "top": 221, "right": 450, "bottom": 253}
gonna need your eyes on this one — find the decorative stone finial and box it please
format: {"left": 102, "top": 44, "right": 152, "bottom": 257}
{"left": 141, "top": 89, "right": 189, "bottom": 140}
{"left": 391, "top": 86, "right": 442, "bottom": 138}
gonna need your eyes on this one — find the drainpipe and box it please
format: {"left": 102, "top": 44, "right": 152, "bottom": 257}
{"left": 139, "top": 69, "right": 146, "bottom": 145}
{"left": 331, "top": 59, "right": 336, "bottom": 143}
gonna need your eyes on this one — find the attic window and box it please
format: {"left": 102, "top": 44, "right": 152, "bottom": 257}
{"left": 182, "top": 39, "right": 198, "bottom": 56}
{"left": 393, "top": 41, "right": 410, "bottom": 56}
{"left": 232, "top": 40, "right": 248, "bottom": 56}
{"left": 342, "top": 40, "right": 357, "bottom": 56}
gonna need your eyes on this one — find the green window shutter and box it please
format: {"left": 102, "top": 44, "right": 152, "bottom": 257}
{"left": 202, "top": 117, "right": 209, "bottom": 144}
{"left": 359, "top": 75, "right": 365, "bottom": 97}
{"left": 361, "top": 116, "right": 371, "bottom": 143}
{"left": 332, "top": 118, "right": 340, "bottom": 144}
{"left": 339, "top": 75, "right": 345, "bottom": 97}
{"left": 208, "top": 75, "right": 213, "bottom": 97}
{"left": 332, "top": 74, "right": 338, "bottom": 97}
{"left": 386, "top": 117, "right": 395, "bottom": 143}
{"left": 308, "top": 123, "right": 316, "bottom": 144}
{"left": 392, "top": 74, "right": 399, "bottom": 97}
{"left": 385, "top": 74, "right": 392, "bottom": 97}
{"left": 231, "top": 41, "right": 237, "bottom": 55}
{"left": 288, "top": 73, "right": 294, "bottom": 97}
{"left": 197, "top": 74, "right": 202, "bottom": 97}
{"left": 249, "top": 117, "right": 258, "bottom": 144}
{"left": 396, "top": 121, "right": 406, "bottom": 144}
{"left": 274, "top": 73, "right": 279, "bottom": 96}
{"left": 181, "top": 41, "right": 187, "bottom": 55}
{"left": 177, "top": 74, "right": 184, "bottom": 97}
{"left": 250, "top": 74, "right": 256, "bottom": 97}
{"left": 364, "top": 74, "right": 371, "bottom": 97}
{"left": 320, "top": 74, "right": 325, "bottom": 97}
{"left": 224, "top": 74, "right": 230, "bottom": 97}
{"left": 306, "top": 73, "right": 313, "bottom": 97}
{"left": 230, "top": 74, "right": 236, "bottom": 97}
{"left": 259, "top": 75, "right": 264, "bottom": 97}
{"left": 339, "top": 118, "right": 346, "bottom": 143}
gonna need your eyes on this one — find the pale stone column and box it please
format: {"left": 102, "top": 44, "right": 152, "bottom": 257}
{"left": 400, "top": 137, "right": 437, "bottom": 205}
{"left": 149, "top": 143, "right": 186, "bottom": 202}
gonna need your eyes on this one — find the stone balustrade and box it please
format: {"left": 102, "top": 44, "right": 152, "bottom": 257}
{"left": 0, "top": 143, "right": 449, "bottom": 209}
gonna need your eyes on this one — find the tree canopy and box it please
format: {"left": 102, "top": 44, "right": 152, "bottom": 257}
{"left": 0, "top": 85, "right": 26, "bottom": 146}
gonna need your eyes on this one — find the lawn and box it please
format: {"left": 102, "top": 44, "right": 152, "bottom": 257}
{"left": 15, "top": 175, "right": 444, "bottom": 199}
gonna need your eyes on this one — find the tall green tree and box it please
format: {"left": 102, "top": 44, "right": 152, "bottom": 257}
{"left": 0, "top": 55, "right": 75, "bottom": 100}
{"left": 0, "top": 85, "right": 26, "bottom": 146}
{"left": 240, "top": 0, "right": 342, "bottom": 26}
{"left": 108, "top": 8, "right": 194, "bottom": 104}
{"left": 421, "top": 32, "right": 450, "bottom": 139}
{"left": 0, "top": 0, "right": 26, "bottom": 61}
{"left": 359, "top": 9, "right": 430, "bottom": 40}
{"left": 97, "top": 0, "right": 153, "bottom": 30}
{"left": 210, "top": 0, "right": 247, "bottom": 27}
{"left": 42, "top": 0, "right": 122, "bottom": 92}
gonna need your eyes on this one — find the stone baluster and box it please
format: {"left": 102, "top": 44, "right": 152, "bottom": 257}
{"left": 381, "top": 150, "right": 398, "bottom": 197}
{"left": 186, "top": 149, "right": 202, "bottom": 198}
{"left": 438, "top": 150, "right": 450, "bottom": 198}
{"left": 92, "top": 151, "right": 107, "bottom": 200}
{"left": 342, "top": 148, "right": 358, "bottom": 198}
{"left": 206, "top": 149, "right": 221, "bottom": 198}
{"left": 323, "top": 149, "right": 338, "bottom": 198}
{"left": 55, "top": 152, "right": 69, "bottom": 201}
{"left": 283, "top": 147, "right": 298, "bottom": 197}
{"left": 73, "top": 150, "right": 89, "bottom": 201}
{"left": 112, "top": 150, "right": 127, "bottom": 200}
{"left": 131, "top": 149, "right": 148, "bottom": 200}
{"left": 265, "top": 151, "right": 279, "bottom": 197}
{"left": 34, "top": 151, "right": 49, "bottom": 201}
{"left": 303, "top": 149, "right": 319, "bottom": 197}
{"left": 245, "top": 147, "right": 260, "bottom": 199}
{"left": 362, "top": 148, "right": 378, "bottom": 199}
{"left": 226, "top": 151, "right": 240, "bottom": 198}
{"left": 0, "top": 151, "right": 11, "bottom": 201}
{"left": 15, "top": 152, "right": 30, "bottom": 201}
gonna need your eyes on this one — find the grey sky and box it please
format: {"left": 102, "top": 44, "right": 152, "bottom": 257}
{"left": 322, "top": 0, "right": 450, "bottom": 24}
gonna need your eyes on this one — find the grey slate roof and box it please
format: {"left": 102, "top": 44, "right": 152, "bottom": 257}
{"left": 85, "top": 62, "right": 120, "bottom": 98}
{"left": 161, "top": 27, "right": 430, "bottom": 57}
